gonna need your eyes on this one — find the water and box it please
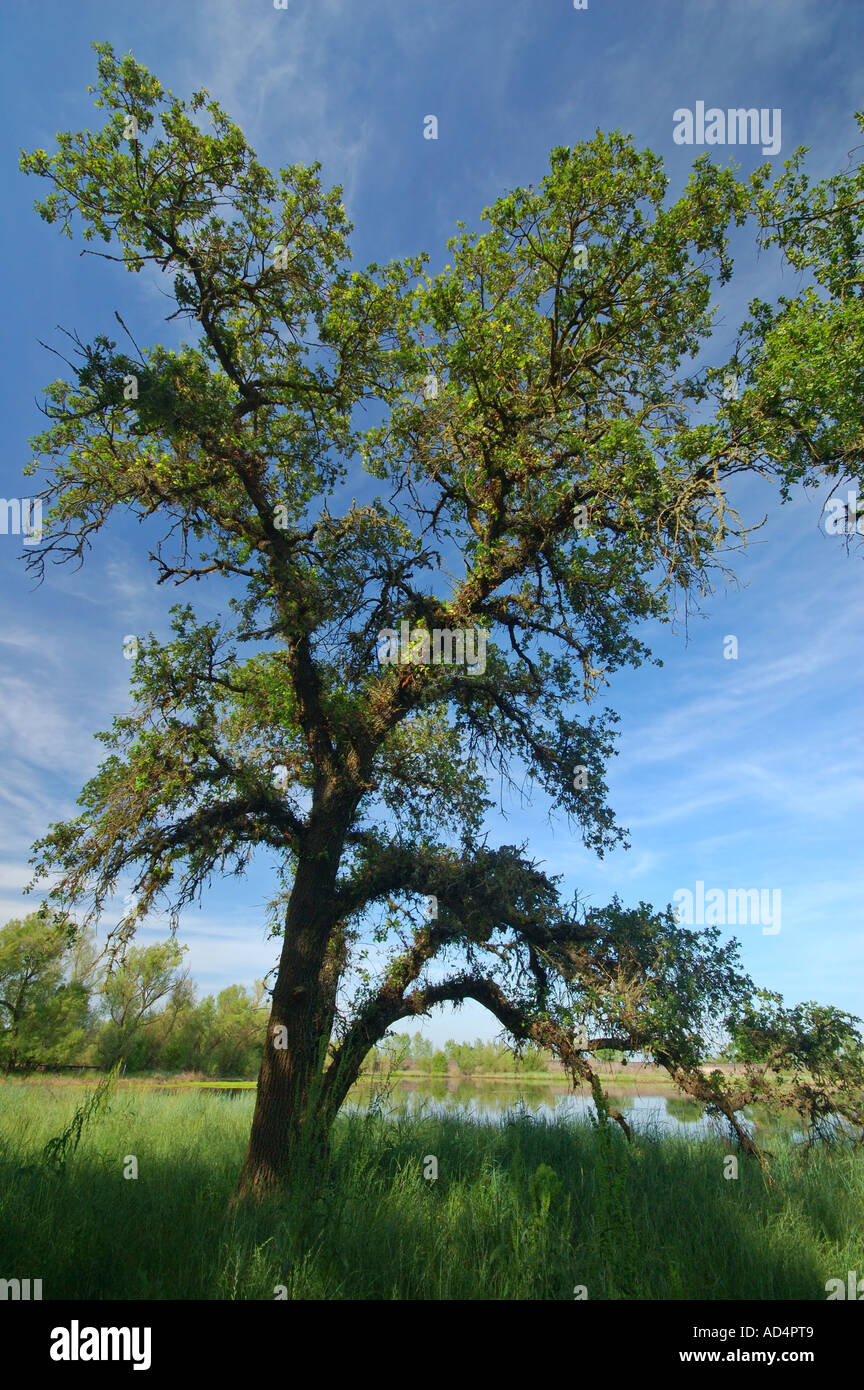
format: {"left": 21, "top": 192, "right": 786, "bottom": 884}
{"left": 344, "top": 1076, "right": 804, "bottom": 1142}
{"left": 188, "top": 1075, "right": 842, "bottom": 1144}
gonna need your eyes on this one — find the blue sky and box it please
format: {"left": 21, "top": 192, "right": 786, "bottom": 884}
{"left": 0, "top": 0, "right": 861, "bottom": 1046}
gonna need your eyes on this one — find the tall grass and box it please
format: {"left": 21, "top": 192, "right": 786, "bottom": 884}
{"left": 0, "top": 1082, "right": 860, "bottom": 1299}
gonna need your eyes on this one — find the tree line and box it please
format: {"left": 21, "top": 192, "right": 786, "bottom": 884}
{"left": 1, "top": 908, "right": 556, "bottom": 1079}
{"left": 370, "top": 1032, "right": 553, "bottom": 1076}
{"left": 0, "top": 910, "right": 268, "bottom": 1076}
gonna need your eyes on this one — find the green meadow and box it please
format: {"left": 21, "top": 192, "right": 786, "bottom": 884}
{"left": 1, "top": 1082, "right": 861, "bottom": 1300}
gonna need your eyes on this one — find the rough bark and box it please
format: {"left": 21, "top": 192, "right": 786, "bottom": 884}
{"left": 235, "top": 852, "right": 341, "bottom": 1197}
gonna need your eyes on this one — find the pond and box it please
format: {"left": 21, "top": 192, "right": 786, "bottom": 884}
{"left": 343, "top": 1075, "right": 805, "bottom": 1142}
{"left": 187, "top": 1074, "right": 843, "bottom": 1143}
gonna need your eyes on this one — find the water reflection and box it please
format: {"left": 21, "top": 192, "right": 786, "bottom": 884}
{"left": 346, "top": 1076, "right": 804, "bottom": 1141}
{"left": 188, "top": 1077, "right": 841, "bottom": 1144}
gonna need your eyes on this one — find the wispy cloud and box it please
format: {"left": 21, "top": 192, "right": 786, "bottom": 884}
{"left": 172, "top": 0, "right": 370, "bottom": 209}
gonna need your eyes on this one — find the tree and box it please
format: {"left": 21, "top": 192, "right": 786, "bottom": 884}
{"left": 0, "top": 910, "right": 93, "bottom": 1069}
{"left": 409, "top": 1033, "right": 434, "bottom": 1063}
{"left": 376, "top": 1031, "right": 413, "bottom": 1072}
{"left": 134, "top": 971, "right": 201, "bottom": 1072}
{"left": 515, "top": 1044, "right": 549, "bottom": 1075}
{"left": 20, "top": 45, "right": 863, "bottom": 1195}
{"left": 96, "top": 939, "right": 188, "bottom": 1067}
{"left": 447, "top": 1039, "right": 479, "bottom": 1078}
{"left": 198, "top": 983, "right": 269, "bottom": 1077}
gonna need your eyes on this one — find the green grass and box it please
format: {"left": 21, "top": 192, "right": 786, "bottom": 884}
{"left": 0, "top": 1081, "right": 861, "bottom": 1299}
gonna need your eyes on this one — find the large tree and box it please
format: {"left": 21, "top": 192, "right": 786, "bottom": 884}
{"left": 20, "top": 46, "right": 864, "bottom": 1194}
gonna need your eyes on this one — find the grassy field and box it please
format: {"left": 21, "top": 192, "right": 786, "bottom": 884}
{"left": 1, "top": 1080, "right": 861, "bottom": 1300}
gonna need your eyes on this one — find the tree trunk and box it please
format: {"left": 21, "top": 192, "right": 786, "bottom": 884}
{"left": 235, "top": 851, "right": 341, "bottom": 1198}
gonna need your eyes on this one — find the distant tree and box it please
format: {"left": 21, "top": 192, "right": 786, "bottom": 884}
{"left": 0, "top": 910, "right": 93, "bottom": 1070}
{"left": 448, "top": 1040, "right": 480, "bottom": 1078}
{"left": 490, "top": 1042, "right": 516, "bottom": 1074}
{"left": 377, "top": 1032, "right": 412, "bottom": 1070}
{"left": 144, "top": 974, "right": 204, "bottom": 1071}
{"left": 96, "top": 939, "right": 188, "bottom": 1067}
{"left": 410, "top": 1034, "right": 434, "bottom": 1063}
{"left": 515, "top": 1044, "right": 549, "bottom": 1075}
{"left": 198, "top": 983, "right": 269, "bottom": 1076}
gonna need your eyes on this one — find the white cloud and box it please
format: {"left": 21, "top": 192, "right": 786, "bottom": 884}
{"left": 172, "top": 0, "right": 370, "bottom": 209}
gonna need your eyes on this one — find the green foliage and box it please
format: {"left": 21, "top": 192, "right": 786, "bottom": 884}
{"left": 363, "top": 1035, "right": 552, "bottom": 1076}
{"left": 96, "top": 939, "right": 189, "bottom": 1067}
{"left": 0, "top": 910, "right": 272, "bottom": 1078}
{"left": 528, "top": 1162, "right": 566, "bottom": 1223}
{"left": 41, "top": 1063, "right": 121, "bottom": 1174}
{"left": 201, "top": 985, "right": 268, "bottom": 1077}
{"left": 2, "top": 1088, "right": 863, "bottom": 1299}
{"left": 739, "top": 113, "right": 864, "bottom": 507}
{"left": 515, "top": 1045, "right": 549, "bottom": 1075}
{"left": 0, "top": 910, "right": 94, "bottom": 1069}
{"left": 725, "top": 993, "right": 864, "bottom": 1138}
{"left": 447, "top": 1039, "right": 480, "bottom": 1078}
